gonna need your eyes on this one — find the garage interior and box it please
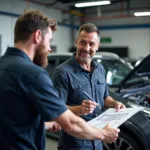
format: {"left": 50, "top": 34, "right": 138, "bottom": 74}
{"left": 0, "top": 0, "right": 150, "bottom": 150}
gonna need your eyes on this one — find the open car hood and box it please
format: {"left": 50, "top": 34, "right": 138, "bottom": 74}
{"left": 118, "top": 54, "right": 150, "bottom": 92}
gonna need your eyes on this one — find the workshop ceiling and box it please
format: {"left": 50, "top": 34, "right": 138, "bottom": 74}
{"left": 24, "top": 0, "right": 150, "bottom": 18}
{"left": 25, "top": 0, "right": 127, "bottom": 9}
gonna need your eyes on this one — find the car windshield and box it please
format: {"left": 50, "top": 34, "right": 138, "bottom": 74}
{"left": 94, "top": 58, "right": 132, "bottom": 86}
{"left": 94, "top": 58, "right": 150, "bottom": 87}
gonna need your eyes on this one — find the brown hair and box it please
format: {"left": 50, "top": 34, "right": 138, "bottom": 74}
{"left": 14, "top": 10, "right": 57, "bottom": 43}
{"left": 76, "top": 23, "right": 100, "bottom": 41}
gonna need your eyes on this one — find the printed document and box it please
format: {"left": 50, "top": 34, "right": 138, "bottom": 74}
{"left": 87, "top": 107, "right": 143, "bottom": 128}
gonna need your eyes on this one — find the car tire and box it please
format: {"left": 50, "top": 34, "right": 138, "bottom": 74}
{"left": 103, "top": 131, "right": 141, "bottom": 150}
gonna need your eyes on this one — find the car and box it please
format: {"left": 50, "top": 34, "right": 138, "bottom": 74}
{"left": 134, "top": 57, "right": 144, "bottom": 67}
{"left": 116, "top": 54, "right": 150, "bottom": 108}
{"left": 124, "top": 57, "right": 144, "bottom": 67}
{"left": 46, "top": 52, "right": 150, "bottom": 108}
{"left": 46, "top": 52, "right": 133, "bottom": 87}
{"left": 123, "top": 57, "right": 138, "bottom": 67}
{"left": 45, "top": 52, "right": 150, "bottom": 150}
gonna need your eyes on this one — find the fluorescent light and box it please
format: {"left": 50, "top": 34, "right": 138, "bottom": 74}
{"left": 134, "top": 12, "right": 150, "bottom": 16}
{"left": 75, "top": 1, "right": 111, "bottom": 8}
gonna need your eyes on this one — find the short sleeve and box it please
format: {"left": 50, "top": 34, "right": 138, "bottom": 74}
{"left": 26, "top": 71, "right": 67, "bottom": 121}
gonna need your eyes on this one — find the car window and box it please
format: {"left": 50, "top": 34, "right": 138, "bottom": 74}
{"left": 59, "top": 59, "right": 67, "bottom": 65}
{"left": 95, "top": 58, "right": 150, "bottom": 88}
{"left": 46, "top": 59, "right": 56, "bottom": 75}
{"left": 58, "top": 56, "right": 71, "bottom": 65}
{"left": 46, "top": 55, "right": 71, "bottom": 76}
{"left": 94, "top": 58, "right": 132, "bottom": 86}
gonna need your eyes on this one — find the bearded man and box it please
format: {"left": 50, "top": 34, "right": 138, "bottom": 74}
{"left": 0, "top": 10, "right": 120, "bottom": 150}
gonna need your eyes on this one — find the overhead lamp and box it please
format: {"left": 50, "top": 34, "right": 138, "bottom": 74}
{"left": 75, "top": 1, "right": 111, "bottom": 8}
{"left": 134, "top": 12, "right": 150, "bottom": 16}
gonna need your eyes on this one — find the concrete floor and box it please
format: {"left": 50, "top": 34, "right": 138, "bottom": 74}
{"left": 46, "top": 137, "right": 58, "bottom": 150}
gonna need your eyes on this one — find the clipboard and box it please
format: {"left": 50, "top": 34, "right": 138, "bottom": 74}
{"left": 87, "top": 107, "right": 143, "bottom": 128}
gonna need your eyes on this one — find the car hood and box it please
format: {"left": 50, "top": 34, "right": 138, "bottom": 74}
{"left": 118, "top": 54, "right": 150, "bottom": 92}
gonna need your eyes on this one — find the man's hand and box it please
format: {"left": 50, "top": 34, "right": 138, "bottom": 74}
{"left": 114, "top": 101, "right": 126, "bottom": 112}
{"left": 102, "top": 124, "right": 120, "bottom": 143}
{"left": 45, "top": 121, "right": 61, "bottom": 132}
{"left": 104, "top": 96, "right": 126, "bottom": 112}
{"left": 80, "top": 100, "right": 97, "bottom": 115}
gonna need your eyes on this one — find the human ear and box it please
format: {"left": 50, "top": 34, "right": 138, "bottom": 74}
{"left": 34, "top": 30, "right": 42, "bottom": 44}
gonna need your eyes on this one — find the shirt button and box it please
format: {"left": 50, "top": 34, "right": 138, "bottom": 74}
{"left": 95, "top": 114, "right": 97, "bottom": 116}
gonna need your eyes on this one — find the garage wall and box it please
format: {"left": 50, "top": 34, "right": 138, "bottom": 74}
{"left": 0, "top": 0, "right": 149, "bottom": 58}
{"left": 75, "top": 18, "right": 150, "bottom": 58}
{"left": 0, "top": 0, "right": 72, "bottom": 55}
{"left": 91, "top": 17, "right": 150, "bottom": 59}
{"left": 99, "top": 27, "right": 150, "bottom": 59}
{"left": 83, "top": 0, "right": 150, "bottom": 59}
{"left": 0, "top": 15, "right": 12, "bottom": 54}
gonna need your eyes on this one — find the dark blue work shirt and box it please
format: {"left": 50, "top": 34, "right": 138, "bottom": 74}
{"left": 0, "top": 47, "right": 67, "bottom": 150}
{"left": 51, "top": 54, "right": 109, "bottom": 150}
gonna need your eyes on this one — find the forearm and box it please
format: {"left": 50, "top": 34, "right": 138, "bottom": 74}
{"left": 67, "top": 117, "right": 105, "bottom": 140}
{"left": 104, "top": 96, "right": 125, "bottom": 111}
{"left": 104, "top": 96, "right": 118, "bottom": 108}
{"left": 55, "top": 110, "right": 104, "bottom": 140}
{"left": 67, "top": 105, "right": 81, "bottom": 116}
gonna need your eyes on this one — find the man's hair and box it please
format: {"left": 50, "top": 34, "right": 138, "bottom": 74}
{"left": 76, "top": 23, "right": 100, "bottom": 41}
{"left": 14, "top": 10, "right": 57, "bottom": 43}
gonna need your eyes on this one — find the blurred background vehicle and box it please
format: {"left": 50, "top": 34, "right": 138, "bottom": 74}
{"left": 46, "top": 52, "right": 150, "bottom": 109}
{"left": 117, "top": 54, "right": 150, "bottom": 108}
{"left": 45, "top": 52, "right": 150, "bottom": 150}
{"left": 134, "top": 57, "right": 144, "bottom": 67}
{"left": 123, "top": 57, "right": 138, "bottom": 67}
{"left": 124, "top": 57, "right": 144, "bottom": 67}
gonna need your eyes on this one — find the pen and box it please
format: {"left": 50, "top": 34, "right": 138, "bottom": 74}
{"left": 83, "top": 91, "right": 95, "bottom": 102}
{"left": 83, "top": 91, "right": 101, "bottom": 109}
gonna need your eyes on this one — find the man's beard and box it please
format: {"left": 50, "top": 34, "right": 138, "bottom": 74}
{"left": 33, "top": 42, "right": 49, "bottom": 68}
{"left": 78, "top": 50, "right": 93, "bottom": 63}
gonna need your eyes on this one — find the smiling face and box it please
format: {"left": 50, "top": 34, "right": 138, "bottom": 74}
{"left": 33, "top": 27, "right": 53, "bottom": 68}
{"left": 75, "top": 30, "right": 100, "bottom": 64}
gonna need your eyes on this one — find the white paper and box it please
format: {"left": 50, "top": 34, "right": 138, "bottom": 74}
{"left": 87, "top": 107, "right": 143, "bottom": 128}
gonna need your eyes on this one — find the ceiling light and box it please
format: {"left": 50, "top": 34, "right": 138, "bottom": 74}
{"left": 134, "top": 12, "right": 150, "bottom": 16}
{"left": 75, "top": 1, "right": 111, "bottom": 8}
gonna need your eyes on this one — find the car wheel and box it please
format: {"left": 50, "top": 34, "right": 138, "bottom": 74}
{"left": 103, "top": 132, "right": 141, "bottom": 150}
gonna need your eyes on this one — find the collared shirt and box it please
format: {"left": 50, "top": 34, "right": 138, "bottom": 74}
{"left": 51, "top": 54, "right": 109, "bottom": 150}
{"left": 51, "top": 54, "right": 109, "bottom": 121}
{"left": 0, "top": 47, "right": 67, "bottom": 150}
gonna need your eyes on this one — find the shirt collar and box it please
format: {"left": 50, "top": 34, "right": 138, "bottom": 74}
{"left": 5, "top": 47, "right": 32, "bottom": 62}
{"left": 71, "top": 53, "right": 98, "bottom": 73}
